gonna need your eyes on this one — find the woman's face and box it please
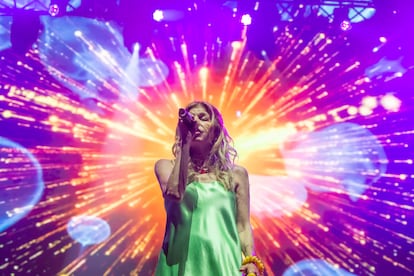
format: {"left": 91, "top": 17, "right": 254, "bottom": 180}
{"left": 188, "top": 104, "right": 215, "bottom": 145}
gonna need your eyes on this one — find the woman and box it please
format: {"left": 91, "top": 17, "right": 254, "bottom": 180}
{"left": 154, "top": 101, "right": 264, "bottom": 275}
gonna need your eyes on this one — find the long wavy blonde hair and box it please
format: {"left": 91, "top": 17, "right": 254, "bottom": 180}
{"left": 172, "top": 101, "right": 237, "bottom": 190}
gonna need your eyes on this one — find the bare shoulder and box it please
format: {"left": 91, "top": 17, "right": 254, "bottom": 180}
{"left": 233, "top": 164, "right": 249, "bottom": 178}
{"left": 232, "top": 164, "right": 249, "bottom": 191}
{"left": 154, "top": 159, "right": 174, "bottom": 191}
{"left": 154, "top": 159, "right": 173, "bottom": 174}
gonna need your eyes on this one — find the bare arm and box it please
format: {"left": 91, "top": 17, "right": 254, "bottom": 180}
{"left": 154, "top": 133, "right": 191, "bottom": 201}
{"left": 235, "top": 165, "right": 262, "bottom": 274}
{"left": 234, "top": 165, "right": 254, "bottom": 256}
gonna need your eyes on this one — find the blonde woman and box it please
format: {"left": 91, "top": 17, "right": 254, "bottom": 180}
{"left": 154, "top": 101, "right": 264, "bottom": 276}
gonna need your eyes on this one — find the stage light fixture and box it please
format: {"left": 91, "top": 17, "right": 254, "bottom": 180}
{"left": 333, "top": 7, "right": 352, "bottom": 31}
{"left": 49, "top": 4, "right": 60, "bottom": 16}
{"left": 48, "top": 0, "right": 70, "bottom": 16}
{"left": 340, "top": 19, "right": 352, "bottom": 31}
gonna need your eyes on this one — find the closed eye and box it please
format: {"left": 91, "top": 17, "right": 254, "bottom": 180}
{"left": 194, "top": 112, "right": 210, "bottom": 121}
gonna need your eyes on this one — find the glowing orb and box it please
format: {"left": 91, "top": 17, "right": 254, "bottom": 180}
{"left": 241, "top": 14, "right": 252, "bottom": 26}
{"left": 282, "top": 259, "right": 356, "bottom": 276}
{"left": 249, "top": 174, "right": 308, "bottom": 217}
{"left": 282, "top": 123, "right": 387, "bottom": 201}
{"left": 152, "top": 9, "right": 185, "bottom": 22}
{"left": 0, "top": 137, "right": 44, "bottom": 232}
{"left": 67, "top": 215, "right": 111, "bottom": 246}
{"left": 153, "top": 10, "right": 164, "bottom": 22}
{"left": 380, "top": 93, "right": 401, "bottom": 112}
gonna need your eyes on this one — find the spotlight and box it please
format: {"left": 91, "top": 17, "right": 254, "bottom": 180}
{"left": 133, "top": 42, "right": 140, "bottom": 53}
{"left": 151, "top": 9, "right": 184, "bottom": 22}
{"left": 241, "top": 14, "right": 252, "bottom": 26}
{"left": 153, "top": 9, "right": 164, "bottom": 22}
{"left": 333, "top": 7, "right": 352, "bottom": 31}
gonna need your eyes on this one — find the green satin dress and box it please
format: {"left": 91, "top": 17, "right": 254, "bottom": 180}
{"left": 155, "top": 181, "right": 242, "bottom": 276}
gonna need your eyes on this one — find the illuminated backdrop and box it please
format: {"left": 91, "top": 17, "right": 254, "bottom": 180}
{"left": 0, "top": 1, "right": 413, "bottom": 275}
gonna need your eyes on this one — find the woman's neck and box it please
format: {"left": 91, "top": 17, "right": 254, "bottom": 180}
{"left": 190, "top": 148, "right": 211, "bottom": 174}
{"left": 190, "top": 146, "right": 209, "bottom": 163}
{"left": 191, "top": 155, "right": 208, "bottom": 167}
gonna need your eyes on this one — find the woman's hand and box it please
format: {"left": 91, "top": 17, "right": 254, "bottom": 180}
{"left": 239, "top": 262, "right": 260, "bottom": 276}
{"left": 178, "top": 118, "right": 193, "bottom": 144}
{"left": 164, "top": 188, "right": 181, "bottom": 200}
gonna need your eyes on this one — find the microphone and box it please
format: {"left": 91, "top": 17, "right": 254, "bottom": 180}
{"left": 178, "top": 108, "right": 195, "bottom": 129}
